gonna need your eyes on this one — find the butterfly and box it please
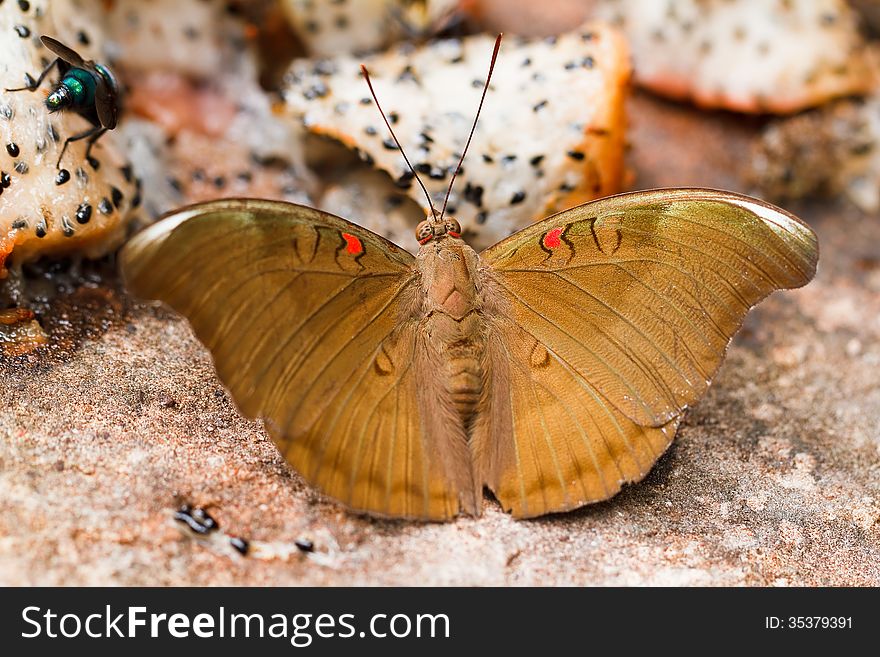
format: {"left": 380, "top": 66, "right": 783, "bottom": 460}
{"left": 120, "top": 36, "right": 818, "bottom": 520}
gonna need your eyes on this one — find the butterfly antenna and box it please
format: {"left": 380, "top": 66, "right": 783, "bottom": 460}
{"left": 439, "top": 33, "right": 502, "bottom": 222}
{"left": 361, "top": 64, "right": 438, "bottom": 219}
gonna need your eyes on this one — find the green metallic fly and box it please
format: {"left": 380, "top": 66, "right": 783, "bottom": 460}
{"left": 6, "top": 35, "right": 120, "bottom": 168}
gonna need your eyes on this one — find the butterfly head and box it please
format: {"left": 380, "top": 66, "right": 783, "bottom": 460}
{"left": 361, "top": 34, "right": 502, "bottom": 249}
{"left": 416, "top": 217, "right": 462, "bottom": 245}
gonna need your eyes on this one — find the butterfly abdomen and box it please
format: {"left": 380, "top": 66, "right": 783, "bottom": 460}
{"left": 419, "top": 240, "right": 486, "bottom": 427}
{"left": 424, "top": 301, "right": 485, "bottom": 426}
{"left": 446, "top": 333, "right": 484, "bottom": 426}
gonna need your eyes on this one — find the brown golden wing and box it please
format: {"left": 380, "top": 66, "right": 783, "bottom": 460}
{"left": 275, "top": 318, "right": 476, "bottom": 520}
{"left": 474, "top": 188, "right": 817, "bottom": 517}
{"left": 480, "top": 188, "right": 818, "bottom": 428}
{"left": 473, "top": 319, "right": 680, "bottom": 518}
{"left": 121, "top": 199, "right": 475, "bottom": 520}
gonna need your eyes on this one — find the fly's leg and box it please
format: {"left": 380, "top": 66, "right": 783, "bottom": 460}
{"left": 5, "top": 58, "right": 60, "bottom": 92}
{"left": 56, "top": 125, "right": 107, "bottom": 169}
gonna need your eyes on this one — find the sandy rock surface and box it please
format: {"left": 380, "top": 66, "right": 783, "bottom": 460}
{"left": 1, "top": 92, "right": 878, "bottom": 586}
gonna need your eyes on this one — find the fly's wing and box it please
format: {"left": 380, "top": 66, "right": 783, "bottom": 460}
{"left": 121, "top": 199, "right": 476, "bottom": 520}
{"left": 92, "top": 69, "right": 118, "bottom": 129}
{"left": 40, "top": 36, "right": 86, "bottom": 67}
{"left": 474, "top": 188, "right": 818, "bottom": 517}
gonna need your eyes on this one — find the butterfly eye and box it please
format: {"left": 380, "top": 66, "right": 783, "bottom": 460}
{"left": 415, "top": 220, "right": 434, "bottom": 242}
{"left": 445, "top": 219, "right": 462, "bottom": 236}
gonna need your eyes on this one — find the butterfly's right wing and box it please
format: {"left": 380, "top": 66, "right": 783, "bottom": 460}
{"left": 121, "top": 199, "right": 475, "bottom": 520}
{"left": 474, "top": 188, "right": 817, "bottom": 518}
{"left": 473, "top": 316, "right": 681, "bottom": 518}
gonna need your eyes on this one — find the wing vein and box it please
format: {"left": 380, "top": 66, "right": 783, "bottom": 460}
{"left": 496, "top": 280, "right": 669, "bottom": 420}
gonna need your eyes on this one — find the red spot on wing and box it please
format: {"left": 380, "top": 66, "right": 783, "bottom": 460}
{"left": 542, "top": 227, "right": 563, "bottom": 249}
{"left": 341, "top": 232, "right": 364, "bottom": 255}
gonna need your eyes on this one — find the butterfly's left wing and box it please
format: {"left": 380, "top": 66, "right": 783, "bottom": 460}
{"left": 474, "top": 188, "right": 817, "bottom": 517}
{"left": 122, "top": 199, "right": 476, "bottom": 520}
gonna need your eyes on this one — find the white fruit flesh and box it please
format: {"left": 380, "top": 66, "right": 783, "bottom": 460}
{"left": 281, "top": 0, "right": 458, "bottom": 57}
{"left": 596, "top": 0, "right": 873, "bottom": 114}
{"left": 284, "top": 24, "right": 630, "bottom": 249}
{"left": 1, "top": 0, "right": 137, "bottom": 277}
